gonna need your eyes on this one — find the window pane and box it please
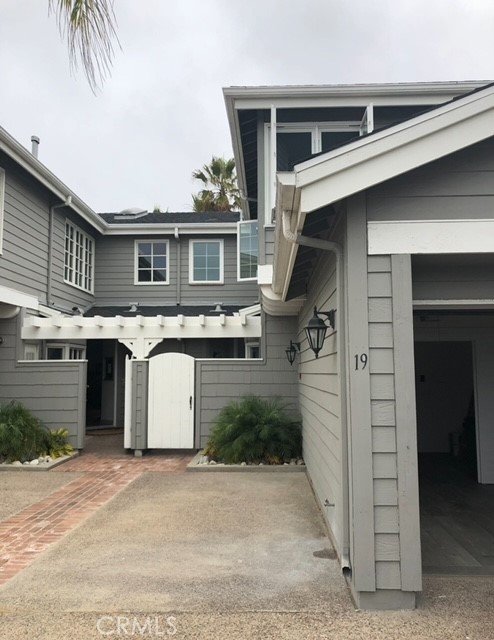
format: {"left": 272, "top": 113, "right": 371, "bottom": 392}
{"left": 153, "top": 243, "right": 166, "bottom": 255}
{"left": 153, "top": 256, "right": 166, "bottom": 269}
{"left": 138, "top": 242, "right": 151, "bottom": 255}
{"left": 138, "top": 256, "right": 152, "bottom": 269}
{"left": 194, "top": 268, "right": 207, "bottom": 281}
{"left": 321, "top": 131, "right": 358, "bottom": 153}
{"left": 138, "top": 269, "right": 152, "bottom": 282}
{"left": 277, "top": 132, "right": 312, "bottom": 171}
{"left": 154, "top": 269, "right": 166, "bottom": 282}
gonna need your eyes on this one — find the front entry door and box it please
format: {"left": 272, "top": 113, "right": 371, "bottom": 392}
{"left": 148, "top": 353, "right": 195, "bottom": 449}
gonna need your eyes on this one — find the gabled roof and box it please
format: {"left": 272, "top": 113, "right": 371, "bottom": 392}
{"left": 0, "top": 126, "right": 106, "bottom": 233}
{"left": 275, "top": 81, "right": 494, "bottom": 301}
{"left": 292, "top": 81, "right": 494, "bottom": 212}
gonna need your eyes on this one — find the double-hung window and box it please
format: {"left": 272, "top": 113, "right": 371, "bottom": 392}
{"left": 238, "top": 221, "right": 258, "bottom": 281}
{"left": 135, "top": 240, "right": 169, "bottom": 284}
{"left": 189, "top": 240, "right": 223, "bottom": 284}
{"left": 64, "top": 221, "right": 94, "bottom": 293}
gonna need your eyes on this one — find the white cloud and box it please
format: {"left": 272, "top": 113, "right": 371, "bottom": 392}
{"left": 1, "top": 0, "right": 493, "bottom": 212}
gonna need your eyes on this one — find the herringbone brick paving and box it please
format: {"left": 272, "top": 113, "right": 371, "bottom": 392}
{"left": 0, "top": 435, "right": 192, "bottom": 586}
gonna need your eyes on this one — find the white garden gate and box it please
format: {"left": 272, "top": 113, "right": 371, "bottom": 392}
{"left": 147, "top": 352, "right": 195, "bottom": 449}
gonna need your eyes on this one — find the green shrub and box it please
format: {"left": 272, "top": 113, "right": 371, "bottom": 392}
{"left": 204, "top": 395, "right": 302, "bottom": 464}
{"left": 45, "top": 428, "right": 74, "bottom": 459}
{"left": 0, "top": 401, "right": 50, "bottom": 462}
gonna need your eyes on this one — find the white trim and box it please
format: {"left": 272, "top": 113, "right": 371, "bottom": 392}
{"left": 368, "top": 219, "right": 494, "bottom": 255}
{"left": 0, "top": 167, "right": 5, "bottom": 254}
{"left": 294, "top": 84, "right": 494, "bottom": 214}
{"left": 103, "top": 223, "right": 238, "bottom": 236}
{"left": 134, "top": 239, "right": 170, "bottom": 285}
{"left": 0, "top": 126, "right": 106, "bottom": 233}
{"left": 237, "top": 220, "right": 258, "bottom": 281}
{"left": 189, "top": 239, "right": 224, "bottom": 284}
{"left": 0, "top": 284, "right": 39, "bottom": 310}
{"left": 22, "top": 313, "right": 261, "bottom": 342}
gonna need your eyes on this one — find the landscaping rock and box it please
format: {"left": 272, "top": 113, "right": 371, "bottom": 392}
{"left": 11, "top": 461, "right": 22, "bottom": 467}
{"left": 30, "top": 459, "right": 39, "bottom": 465}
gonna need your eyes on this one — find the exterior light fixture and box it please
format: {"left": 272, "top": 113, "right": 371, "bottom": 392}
{"left": 285, "top": 340, "right": 300, "bottom": 365}
{"left": 304, "top": 306, "right": 336, "bottom": 359}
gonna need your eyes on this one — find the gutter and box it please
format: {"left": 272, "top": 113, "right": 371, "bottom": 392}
{"left": 174, "top": 227, "right": 181, "bottom": 305}
{"left": 281, "top": 209, "right": 351, "bottom": 571}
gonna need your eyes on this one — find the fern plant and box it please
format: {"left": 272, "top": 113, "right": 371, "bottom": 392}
{"left": 204, "top": 396, "right": 302, "bottom": 464}
{"left": 0, "top": 401, "right": 50, "bottom": 462}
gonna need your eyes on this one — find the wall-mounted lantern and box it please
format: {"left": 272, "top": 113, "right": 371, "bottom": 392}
{"left": 304, "top": 306, "right": 336, "bottom": 359}
{"left": 285, "top": 340, "right": 300, "bottom": 366}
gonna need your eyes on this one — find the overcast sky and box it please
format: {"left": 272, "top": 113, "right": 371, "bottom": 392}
{"left": 1, "top": 0, "right": 494, "bottom": 213}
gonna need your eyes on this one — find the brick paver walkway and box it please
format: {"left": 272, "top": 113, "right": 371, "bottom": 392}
{"left": 0, "top": 443, "right": 192, "bottom": 587}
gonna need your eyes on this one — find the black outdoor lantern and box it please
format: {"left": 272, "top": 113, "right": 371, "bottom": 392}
{"left": 285, "top": 340, "right": 300, "bottom": 365}
{"left": 304, "top": 306, "right": 336, "bottom": 358}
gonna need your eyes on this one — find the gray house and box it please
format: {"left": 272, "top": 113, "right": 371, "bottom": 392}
{"left": 3, "top": 78, "right": 494, "bottom": 611}
{"left": 225, "top": 79, "right": 494, "bottom": 609}
{"left": 0, "top": 126, "right": 298, "bottom": 454}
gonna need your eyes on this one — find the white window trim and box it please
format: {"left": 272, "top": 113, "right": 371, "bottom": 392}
{"left": 46, "top": 343, "right": 86, "bottom": 360}
{"left": 64, "top": 220, "right": 95, "bottom": 294}
{"left": 134, "top": 239, "right": 170, "bottom": 285}
{"left": 263, "top": 120, "right": 361, "bottom": 226}
{"left": 0, "top": 168, "right": 5, "bottom": 255}
{"left": 189, "top": 239, "right": 224, "bottom": 285}
{"left": 237, "top": 220, "right": 258, "bottom": 282}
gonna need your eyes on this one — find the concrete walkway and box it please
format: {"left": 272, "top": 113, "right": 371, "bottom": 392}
{"left": 0, "top": 435, "right": 493, "bottom": 639}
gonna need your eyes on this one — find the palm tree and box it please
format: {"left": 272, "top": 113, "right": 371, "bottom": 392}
{"left": 192, "top": 157, "right": 241, "bottom": 212}
{"left": 48, "top": 0, "right": 120, "bottom": 92}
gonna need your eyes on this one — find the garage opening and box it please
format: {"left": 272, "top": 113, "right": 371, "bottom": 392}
{"left": 414, "top": 337, "right": 494, "bottom": 575}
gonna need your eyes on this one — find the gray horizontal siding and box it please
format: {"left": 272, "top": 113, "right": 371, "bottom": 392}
{"left": 296, "top": 242, "right": 343, "bottom": 552}
{"left": 0, "top": 156, "right": 96, "bottom": 309}
{"left": 94, "top": 235, "right": 258, "bottom": 308}
{"left": 0, "top": 161, "right": 49, "bottom": 301}
{"left": 0, "top": 315, "right": 86, "bottom": 448}
{"left": 367, "top": 137, "right": 494, "bottom": 222}
{"left": 412, "top": 254, "right": 494, "bottom": 300}
{"left": 368, "top": 253, "right": 400, "bottom": 590}
{"left": 195, "top": 314, "right": 298, "bottom": 448}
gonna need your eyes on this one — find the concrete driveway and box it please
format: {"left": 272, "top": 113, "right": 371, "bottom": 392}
{"left": 0, "top": 442, "right": 493, "bottom": 639}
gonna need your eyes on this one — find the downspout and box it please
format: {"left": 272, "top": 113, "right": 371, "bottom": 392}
{"left": 282, "top": 209, "right": 351, "bottom": 571}
{"left": 174, "top": 227, "right": 181, "bottom": 306}
{"left": 48, "top": 196, "right": 72, "bottom": 307}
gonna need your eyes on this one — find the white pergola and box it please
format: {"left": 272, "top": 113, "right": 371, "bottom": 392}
{"left": 22, "top": 311, "right": 262, "bottom": 359}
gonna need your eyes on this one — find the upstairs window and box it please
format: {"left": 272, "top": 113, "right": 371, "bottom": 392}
{"left": 238, "top": 221, "right": 258, "bottom": 281}
{"left": 64, "top": 221, "right": 94, "bottom": 293}
{"left": 189, "top": 240, "right": 223, "bottom": 284}
{"left": 135, "top": 240, "right": 169, "bottom": 284}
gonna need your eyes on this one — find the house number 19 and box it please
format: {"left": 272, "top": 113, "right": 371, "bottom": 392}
{"left": 354, "top": 354, "right": 368, "bottom": 370}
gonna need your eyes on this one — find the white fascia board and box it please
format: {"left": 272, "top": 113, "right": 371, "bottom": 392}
{"left": 368, "top": 219, "right": 494, "bottom": 255}
{"left": 103, "top": 223, "right": 238, "bottom": 235}
{"left": 224, "top": 94, "right": 251, "bottom": 220}
{"left": 223, "top": 81, "right": 487, "bottom": 110}
{"left": 0, "top": 284, "right": 38, "bottom": 310}
{"left": 295, "top": 86, "right": 494, "bottom": 213}
{"left": 0, "top": 127, "right": 106, "bottom": 234}
{"left": 22, "top": 314, "right": 262, "bottom": 341}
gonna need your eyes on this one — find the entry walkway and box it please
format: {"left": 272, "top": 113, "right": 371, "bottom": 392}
{"left": 0, "top": 434, "right": 191, "bottom": 586}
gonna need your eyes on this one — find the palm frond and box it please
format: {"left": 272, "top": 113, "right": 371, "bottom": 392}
{"left": 48, "top": 0, "right": 120, "bottom": 92}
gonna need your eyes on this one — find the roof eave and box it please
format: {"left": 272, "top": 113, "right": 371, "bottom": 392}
{"left": 294, "top": 83, "right": 494, "bottom": 213}
{"left": 0, "top": 127, "right": 107, "bottom": 233}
